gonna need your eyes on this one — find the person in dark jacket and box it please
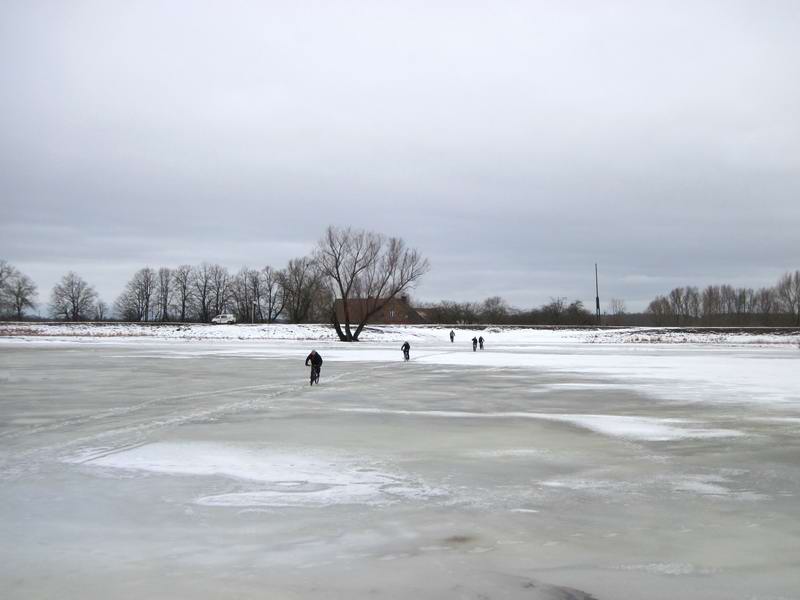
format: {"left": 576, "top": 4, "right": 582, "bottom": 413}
{"left": 472, "top": 337, "right": 478, "bottom": 352}
{"left": 401, "top": 341, "right": 410, "bottom": 361}
{"left": 305, "top": 350, "right": 323, "bottom": 385}
{"left": 478, "top": 336, "right": 484, "bottom": 350}
{"left": 449, "top": 330, "right": 455, "bottom": 343}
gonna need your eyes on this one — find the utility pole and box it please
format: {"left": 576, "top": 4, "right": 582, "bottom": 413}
{"left": 595, "top": 263, "right": 601, "bottom": 325}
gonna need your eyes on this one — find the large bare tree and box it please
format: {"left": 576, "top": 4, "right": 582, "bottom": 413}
{"left": 481, "top": 296, "right": 511, "bottom": 324}
{"left": 231, "top": 267, "right": 256, "bottom": 323}
{"left": 776, "top": 270, "right": 800, "bottom": 325}
{"left": 171, "top": 265, "right": 193, "bottom": 322}
{"left": 209, "top": 264, "right": 232, "bottom": 318}
{"left": 261, "top": 266, "right": 286, "bottom": 323}
{"left": 720, "top": 285, "right": 737, "bottom": 317}
{"left": 701, "top": 285, "right": 721, "bottom": 324}
{"left": 115, "top": 268, "right": 157, "bottom": 321}
{"left": 0, "top": 260, "right": 14, "bottom": 286}
{"left": 155, "top": 267, "right": 172, "bottom": 321}
{"left": 607, "top": 298, "right": 626, "bottom": 325}
{"left": 0, "top": 260, "right": 18, "bottom": 315}
{"left": 191, "top": 263, "right": 214, "bottom": 322}
{"left": 8, "top": 273, "right": 37, "bottom": 319}
{"left": 50, "top": 272, "right": 98, "bottom": 321}
{"left": 646, "top": 295, "right": 672, "bottom": 326}
{"left": 282, "top": 257, "right": 323, "bottom": 323}
{"left": 315, "top": 226, "right": 429, "bottom": 341}
{"left": 230, "top": 265, "right": 287, "bottom": 323}
{"left": 94, "top": 301, "right": 109, "bottom": 321}
{"left": 753, "top": 287, "right": 777, "bottom": 324}
{"left": 541, "top": 297, "right": 567, "bottom": 325}
{"left": 0, "top": 260, "right": 16, "bottom": 304}
{"left": 667, "top": 287, "right": 686, "bottom": 324}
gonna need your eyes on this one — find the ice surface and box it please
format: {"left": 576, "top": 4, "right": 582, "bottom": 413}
{"left": 336, "top": 408, "right": 743, "bottom": 441}
{"left": 4, "top": 322, "right": 798, "bottom": 406}
{"left": 1, "top": 325, "right": 799, "bottom": 599}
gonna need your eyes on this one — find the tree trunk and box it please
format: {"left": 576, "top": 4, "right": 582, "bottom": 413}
{"left": 331, "top": 309, "right": 352, "bottom": 341}
{"left": 352, "top": 319, "right": 368, "bottom": 341}
{"left": 342, "top": 298, "right": 354, "bottom": 340}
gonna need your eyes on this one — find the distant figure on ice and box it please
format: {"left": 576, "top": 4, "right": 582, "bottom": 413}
{"left": 449, "top": 330, "right": 455, "bottom": 343}
{"left": 401, "top": 341, "right": 411, "bottom": 361}
{"left": 472, "top": 337, "right": 478, "bottom": 352}
{"left": 305, "top": 350, "right": 323, "bottom": 385}
{"left": 478, "top": 336, "right": 485, "bottom": 350}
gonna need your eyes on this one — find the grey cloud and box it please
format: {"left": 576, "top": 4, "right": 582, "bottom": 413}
{"left": 1, "top": 0, "right": 799, "bottom": 311}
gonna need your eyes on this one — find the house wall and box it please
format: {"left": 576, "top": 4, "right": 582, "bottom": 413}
{"left": 334, "top": 298, "right": 425, "bottom": 325}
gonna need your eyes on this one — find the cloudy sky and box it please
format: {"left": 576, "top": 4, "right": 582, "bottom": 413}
{"left": 2, "top": 0, "right": 799, "bottom": 312}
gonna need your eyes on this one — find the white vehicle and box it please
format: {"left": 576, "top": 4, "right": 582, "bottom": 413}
{"left": 211, "top": 313, "right": 236, "bottom": 324}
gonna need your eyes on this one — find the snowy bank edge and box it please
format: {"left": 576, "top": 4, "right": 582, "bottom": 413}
{"left": 1, "top": 323, "right": 799, "bottom": 345}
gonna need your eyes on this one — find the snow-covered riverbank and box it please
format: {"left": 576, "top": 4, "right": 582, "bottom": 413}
{"left": 2, "top": 321, "right": 799, "bottom": 346}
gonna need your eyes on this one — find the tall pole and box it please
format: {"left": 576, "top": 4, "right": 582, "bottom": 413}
{"left": 595, "top": 263, "right": 601, "bottom": 325}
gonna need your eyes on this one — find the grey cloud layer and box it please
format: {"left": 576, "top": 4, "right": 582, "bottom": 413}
{"left": 2, "top": 1, "right": 799, "bottom": 309}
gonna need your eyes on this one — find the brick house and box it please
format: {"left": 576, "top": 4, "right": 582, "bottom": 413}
{"left": 334, "top": 295, "right": 426, "bottom": 325}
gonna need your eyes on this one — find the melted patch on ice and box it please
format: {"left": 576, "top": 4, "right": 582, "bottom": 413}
{"left": 667, "top": 474, "right": 767, "bottom": 500}
{"left": 671, "top": 476, "right": 730, "bottom": 496}
{"left": 531, "top": 382, "right": 631, "bottom": 392}
{"left": 467, "top": 448, "right": 548, "bottom": 458}
{"left": 73, "top": 442, "right": 439, "bottom": 507}
{"left": 617, "top": 562, "right": 714, "bottom": 576}
{"left": 540, "top": 478, "right": 640, "bottom": 494}
{"left": 337, "top": 408, "right": 743, "bottom": 441}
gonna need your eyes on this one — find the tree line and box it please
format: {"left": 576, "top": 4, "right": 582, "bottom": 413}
{"left": 419, "top": 296, "right": 597, "bottom": 326}
{"left": 0, "top": 226, "right": 430, "bottom": 342}
{"left": 424, "top": 269, "right": 800, "bottom": 327}
{"left": 645, "top": 271, "right": 800, "bottom": 326}
{"left": 111, "top": 226, "right": 429, "bottom": 341}
{"left": 112, "top": 263, "right": 305, "bottom": 324}
{"left": 4, "top": 251, "right": 799, "bottom": 330}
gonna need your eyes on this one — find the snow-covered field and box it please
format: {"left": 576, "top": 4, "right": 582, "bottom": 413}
{"left": 3, "top": 321, "right": 800, "bottom": 345}
{"left": 1, "top": 325, "right": 799, "bottom": 599}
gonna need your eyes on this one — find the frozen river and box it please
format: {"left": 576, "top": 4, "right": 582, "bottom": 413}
{"left": 1, "top": 326, "right": 799, "bottom": 599}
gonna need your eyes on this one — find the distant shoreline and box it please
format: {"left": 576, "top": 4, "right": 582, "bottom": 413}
{"left": 2, "top": 322, "right": 799, "bottom": 345}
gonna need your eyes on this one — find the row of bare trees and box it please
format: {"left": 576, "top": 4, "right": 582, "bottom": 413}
{"left": 113, "top": 262, "right": 322, "bottom": 324}
{"left": 646, "top": 271, "right": 800, "bottom": 326}
{"left": 109, "top": 226, "right": 430, "bottom": 340}
{"left": 8, "top": 256, "right": 800, "bottom": 331}
{"left": 0, "top": 260, "right": 38, "bottom": 319}
{"left": 420, "top": 296, "right": 595, "bottom": 326}
{"left": 0, "top": 227, "right": 427, "bottom": 338}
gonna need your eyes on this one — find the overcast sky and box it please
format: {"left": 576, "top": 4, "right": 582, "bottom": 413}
{"left": 2, "top": 1, "right": 799, "bottom": 313}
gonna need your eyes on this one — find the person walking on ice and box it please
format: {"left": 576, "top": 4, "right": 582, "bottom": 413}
{"left": 472, "top": 337, "right": 478, "bottom": 352}
{"left": 478, "top": 336, "right": 485, "bottom": 350}
{"left": 401, "top": 341, "right": 411, "bottom": 361}
{"left": 449, "top": 330, "right": 455, "bottom": 343}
